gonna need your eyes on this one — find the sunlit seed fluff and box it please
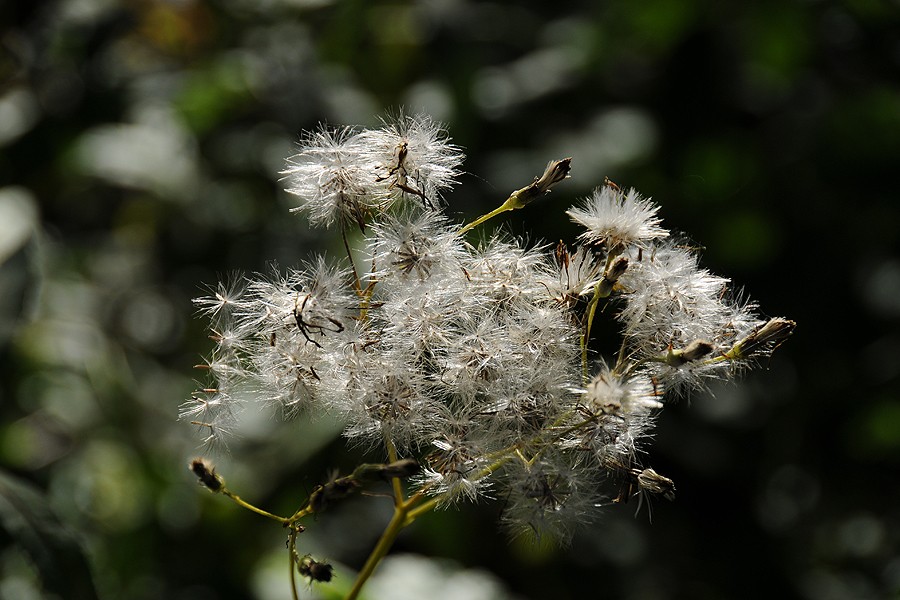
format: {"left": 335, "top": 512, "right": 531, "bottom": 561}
{"left": 368, "top": 209, "right": 465, "bottom": 287}
{"left": 562, "top": 365, "right": 661, "bottom": 465}
{"left": 502, "top": 455, "right": 602, "bottom": 543}
{"left": 193, "top": 273, "right": 248, "bottom": 325}
{"left": 418, "top": 467, "right": 490, "bottom": 505}
{"left": 187, "top": 113, "right": 795, "bottom": 546}
{"left": 538, "top": 244, "right": 604, "bottom": 307}
{"left": 617, "top": 243, "right": 732, "bottom": 351}
{"left": 340, "top": 354, "right": 451, "bottom": 452}
{"left": 282, "top": 127, "right": 389, "bottom": 229}
{"left": 357, "top": 113, "right": 464, "bottom": 207}
{"left": 616, "top": 243, "right": 768, "bottom": 392}
{"left": 485, "top": 307, "right": 580, "bottom": 431}
{"left": 566, "top": 185, "right": 669, "bottom": 250}
{"left": 192, "top": 259, "right": 357, "bottom": 425}
{"left": 179, "top": 387, "right": 238, "bottom": 450}
{"left": 374, "top": 291, "right": 458, "bottom": 373}
{"left": 464, "top": 235, "right": 549, "bottom": 303}
{"left": 583, "top": 365, "right": 664, "bottom": 416}
{"left": 416, "top": 425, "right": 495, "bottom": 504}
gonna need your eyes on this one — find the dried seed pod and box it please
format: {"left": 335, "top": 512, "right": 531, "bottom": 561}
{"left": 729, "top": 318, "right": 796, "bottom": 360}
{"left": 190, "top": 458, "right": 224, "bottom": 493}
{"left": 297, "top": 555, "right": 334, "bottom": 583}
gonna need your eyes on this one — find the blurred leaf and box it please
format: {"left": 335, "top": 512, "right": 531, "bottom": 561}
{"left": 0, "top": 469, "right": 99, "bottom": 599}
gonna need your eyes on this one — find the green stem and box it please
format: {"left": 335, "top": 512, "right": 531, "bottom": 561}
{"left": 458, "top": 192, "right": 526, "bottom": 235}
{"left": 345, "top": 501, "right": 412, "bottom": 600}
{"left": 341, "top": 226, "right": 362, "bottom": 294}
{"left": 581, "top": 282, "right": 604, "bottom": 382}
{"left": 402, "top": 495, "right": 439, "bottom": 524}
{"left": 385, "top": 439, "right": 405, "bottom": 507}
{"left": 221, "top": 489, "right": 290, "bottom": 524}
{"left": 459, "top": 158, "right": 571, "bottom": 235}
{"left": 288, "top": 527, "right": 301, "bottom": 600}
{"left": 343, "top": 397, "right": 609, "bottom": 599}
{"left": 580, "top": 250, "right": 624, "bottom": 382}
{"left": 287, "top": 505, "right": 313, "bottom": 523}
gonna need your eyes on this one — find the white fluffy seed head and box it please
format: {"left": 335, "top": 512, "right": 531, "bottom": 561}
{"left": 282, "top": 127, "right": 390, "bottom": 230}
{"left": 189, "top": 114, "right": 793, "bottom": 542}
{"left": 567, "top": 185, "right": 669, "bottom": 250}
{"left": 358, "top": 112, "right": 464, "bottom": 207}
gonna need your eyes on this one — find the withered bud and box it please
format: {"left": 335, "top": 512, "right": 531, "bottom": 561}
{"left": 533, "top": 157, "right": 572, "bottom": 194}
{"left": 681, "top": 339, "right": 715, "bottom": 362}
{"left": 730, "top": 317, "right": 796, "bottom": 359}
{"left": 664, "top": 339, "right": 715, "bottom": 366}
{"left": 351, "top": 459, "right": 421, "bottom": 484}
{"left": 633, "top": 468, "right": 676, "bottom": 501}
{"left": 379, "top": 458, "right": 420, "bottom": 479}
{"left": 308, "top": 476, "right": 360, "bottom": 513}
{"left": 298, "top": 555, "right": 334, "bottom": 583}
{"left": 596, "top": 255, "right": 630, "bottom": 298}
{"left": 349, "top": 463, "right": 386, "bottom": 485}
{"left": 513, "top": 157, "right": 572, "bottom": 206}
{"left": 605, "top": 255, "right": 630, "bottom": 282}
{"left": 190, "top": 458, "right": 224, "bottom": 493}
{"left": 554, "top": 240, "right": 570, "bottom": 269}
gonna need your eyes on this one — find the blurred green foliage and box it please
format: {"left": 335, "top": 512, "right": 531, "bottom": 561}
{"left": 1, "top": 0, "right": 899, "bottom": 599}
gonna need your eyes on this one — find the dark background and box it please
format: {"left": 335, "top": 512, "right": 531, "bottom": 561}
{"left": 1, "top": 1, "right": 899, "bottom": 599}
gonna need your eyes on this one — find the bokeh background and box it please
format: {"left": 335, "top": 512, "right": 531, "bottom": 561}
{"left": 1, "top": 1, "right": 899, "bottom": 599}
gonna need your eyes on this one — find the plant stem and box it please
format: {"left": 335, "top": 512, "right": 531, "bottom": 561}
{"left": 458, "top": 157, "right": 571, "bottom": 235}
{"left": 581, "top": 281, "right": 603, "bottom": 382}
{"left": 385, "top": 439, "right": 405, "bottom": 507}
{"left": 288, "top": 526, "right": 301, "bottom": 600}
{"left": 458, "top": 196, "right": 520, "bottom": 235}
{"left": 287, "top": 505, "right": 313, "bottom": 523}
{"left": 341, "top": 226, "right": 361, "bottom": 294}
{"left": 343, "top": 407, "right": 608, "bottom": 598}
{"left": 345, "top": 501, "right": 411, "bottom": 600}
{"left": 221, "top": 489, "right": 289, "bottom": 524}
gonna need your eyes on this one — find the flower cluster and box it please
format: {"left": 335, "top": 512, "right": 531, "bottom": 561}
{"left": 185, "top": 113, "right": 794, "bottom": 545}
{"left": 282, "top": 114, "right": 463, "bottom": 229}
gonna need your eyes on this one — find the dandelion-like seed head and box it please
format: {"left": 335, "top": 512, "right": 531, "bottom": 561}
{"left": 567, "top": 185, "right": 669, "bottom": 250}
{"left": 188, "top": 112, "right": 794, "bottom": 578}
{"left": 584, "top": 367, "right": 664, "bottom": 416}
{"left": 359, "top": 112, "right": 464, "bottom": 208}
{"left": 540, "top": 243, "right": 604, "bottom": 307}
{"left": 369, "top": 209, "right": 464, "bottom": 285}
{"left": 502, "top": 456, "right": 601, "bottom": 543}
{"left": 283, "top": 127, "right": 389, "bottom": 230}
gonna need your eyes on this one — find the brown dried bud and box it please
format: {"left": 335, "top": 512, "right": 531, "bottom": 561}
{"left": 730, "top": 317, "right": 796, "bottom": 359}
{"left": 351, "top": 459, "right": 420, "bottom": 484}
{"left": 379, "top": 458, "right": 420, "bottom": 480}
{"left": 681, "top": 339, "right": 715, "bottom": 362}
{"left": 633, "top": 468, "right": 676, "bottom": 501}
{"left": 664, "top": 339, "right": 715, "bottom": 366}
{"left": 511, "top": 158, "right": 572, "bottom": 207}
{"left": 596, "top": 255, "right": 630, "bottom": 297}
{"left": 308, "top": 476, "right": 360, "bottom": 513}
{"left": 532, "top": 157, "right": 572, "bottom": 195}
{"left": 189, "top": 458, "right": 224, "bottom": 493}
{"left": 298, "top": 555, "right": 334, "bottom": 583}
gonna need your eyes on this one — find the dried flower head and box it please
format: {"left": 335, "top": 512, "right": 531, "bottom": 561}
{"left": 188, "top": 113, "right": 794, "bottom": 585}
